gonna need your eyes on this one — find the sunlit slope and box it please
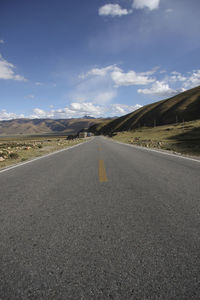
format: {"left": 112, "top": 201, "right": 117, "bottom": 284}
{"left": 91, "top": 86, "right": 200, "bottom": 134}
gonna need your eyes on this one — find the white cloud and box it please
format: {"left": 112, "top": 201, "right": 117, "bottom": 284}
{"left": 162, "top": 70, "right": 200, "bottom": 90}
{"left": 75, "top": 66, "right": 118, "bottom": 104}
{"left": 133, "top": 0, "right": 160, "bottom": 10}
{"left": 98, "top": 1, "right": 160, "bottom": 17}
{"left": 80, "top": 65, "right": 200, "bottom": 101}
{"left": 0, "top": 109, "right": 25, "bottom": 121}
{"left": 30, "top": 104, "right": 103, "bottom": 119}
{"left": 30, "top": 108, "right": 50, "bottom": 119}
{"left": 42, "top": 103, "right": 142, "bottom": 118}
{"left": 30, "top": 103, "right": 142, "bottom": 119}
{"left": 81, "top": 65, "right": 156, "bottom": 87}
{"left": 99, "top": 4, "right": 131, "bottom": 17}
{"left": 111, "top": 68, "right": 155, "bottom": 86}
{"left": 1, "top": 102, "right": 142, "bottom": 121}
{"left": 0, "top": 40, "right": 5, "bottom": 44}
{"left": 35, "top": 82, "right": 43, "bottom": 86}
{"left": 77, "top": 65, "right": 157, "bottom": 107}
{"left": 183, "top": 70, "right": 200, "bottom": 89}
{"left": 110, "top": 103, "right": 142, "bottom": 115}
{"left": 137, "top": 69, "right": 200, "bottom": 98}
{"left": 70, "top": 102, "right": 103, "bottom": 116}
{"left": 24, "top": 94, "right": 35, "bottom": 99}
{"left": 140, "top": 66, "right": 160, "bottom": 76}
{"left": 170, "top": 71, "right": 187, "bottom": 82}
{"left": 138, "top": 81, "right": 184, "bottom": 97}
{"left": 0, "top": 54, "right": 26, "bottom": 81}
{"left": 80, "top": 65, "right": 119, "bottom": 79}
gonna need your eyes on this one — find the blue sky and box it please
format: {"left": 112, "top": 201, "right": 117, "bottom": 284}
{"left": 0, "top": 0, "right": 200, "bottom": 119}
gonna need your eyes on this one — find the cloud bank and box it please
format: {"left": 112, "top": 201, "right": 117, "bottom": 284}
{"left": 81, "top": 65, "right": 200, "bottom": 100}
{"left": 0, "top": 103, "right": 142, "bottom": 120}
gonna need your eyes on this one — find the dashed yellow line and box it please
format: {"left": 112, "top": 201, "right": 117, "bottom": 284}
{"left": 99, "top": 160, "right": 108, "bottom": 182}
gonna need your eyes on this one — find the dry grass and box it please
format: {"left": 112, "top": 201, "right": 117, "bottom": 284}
{"left": 111, "top": 120, "right": 200, "bottom": 157}
{"left": 0, "top": 135, "right": 86, "bottom": 169}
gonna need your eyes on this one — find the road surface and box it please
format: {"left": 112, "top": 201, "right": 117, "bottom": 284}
{"left": 0, "top": 136, "right": 200, "bottom": 299}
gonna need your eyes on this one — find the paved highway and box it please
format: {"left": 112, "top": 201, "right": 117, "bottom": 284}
{"left": 0, "top": 136, "right": 200, "bottom": 299}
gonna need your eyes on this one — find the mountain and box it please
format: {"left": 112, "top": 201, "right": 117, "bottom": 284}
{"left": 90, "top": 86, "right": 200, "bottom": 135}
{"left": 0, "top": 118, "right": 109, "bottom": 136}
{"left": 82, "top": 115, "right": 96, "bottom": 119}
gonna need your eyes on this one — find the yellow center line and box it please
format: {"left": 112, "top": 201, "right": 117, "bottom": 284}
{"left": 99, "top": 160, "right": 108, "bottom": 182}
{"left": 98, "top": 144, "right": 102, "bottom": 151}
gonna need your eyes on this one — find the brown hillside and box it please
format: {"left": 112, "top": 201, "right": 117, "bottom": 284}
{"left": 91, "top": 86, "right": 200, "bottom": 134}
{"left": 0, "top": 118, "right": 108, "bottom": 136}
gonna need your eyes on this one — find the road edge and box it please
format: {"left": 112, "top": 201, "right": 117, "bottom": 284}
{"left": 0, "top": 138, "right": 93, "bottom": 174}
{"left": 103, "top": 136, "right": 200, "bottom": 164}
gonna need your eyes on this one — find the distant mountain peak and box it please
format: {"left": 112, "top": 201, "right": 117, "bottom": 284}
{"left": 82, "top": 115, "right": 96, "bottom": 119}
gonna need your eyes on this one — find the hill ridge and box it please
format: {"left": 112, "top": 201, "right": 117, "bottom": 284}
{"left": 90, "top": 86, "right": 200, "bottom": 134}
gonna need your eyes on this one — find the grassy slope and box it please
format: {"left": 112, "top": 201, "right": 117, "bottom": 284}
{"left": 91, "top": 86, "right": 200, "bottom": 135}
{"left": 111, "top": 119, "right": 200, "bottom": 157}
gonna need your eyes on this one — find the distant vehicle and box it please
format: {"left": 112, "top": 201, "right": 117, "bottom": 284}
{"left": 79, "top": 132, "right": 87, "bottom": 138}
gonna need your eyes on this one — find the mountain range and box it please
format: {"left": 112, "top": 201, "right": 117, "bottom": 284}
{"left": 0, "top": 118, "right": 110, "bottom": 136}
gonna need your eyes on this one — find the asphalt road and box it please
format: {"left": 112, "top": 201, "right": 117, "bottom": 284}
{"left": 0, "top": 136, "right": 200, "bottom": 300}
